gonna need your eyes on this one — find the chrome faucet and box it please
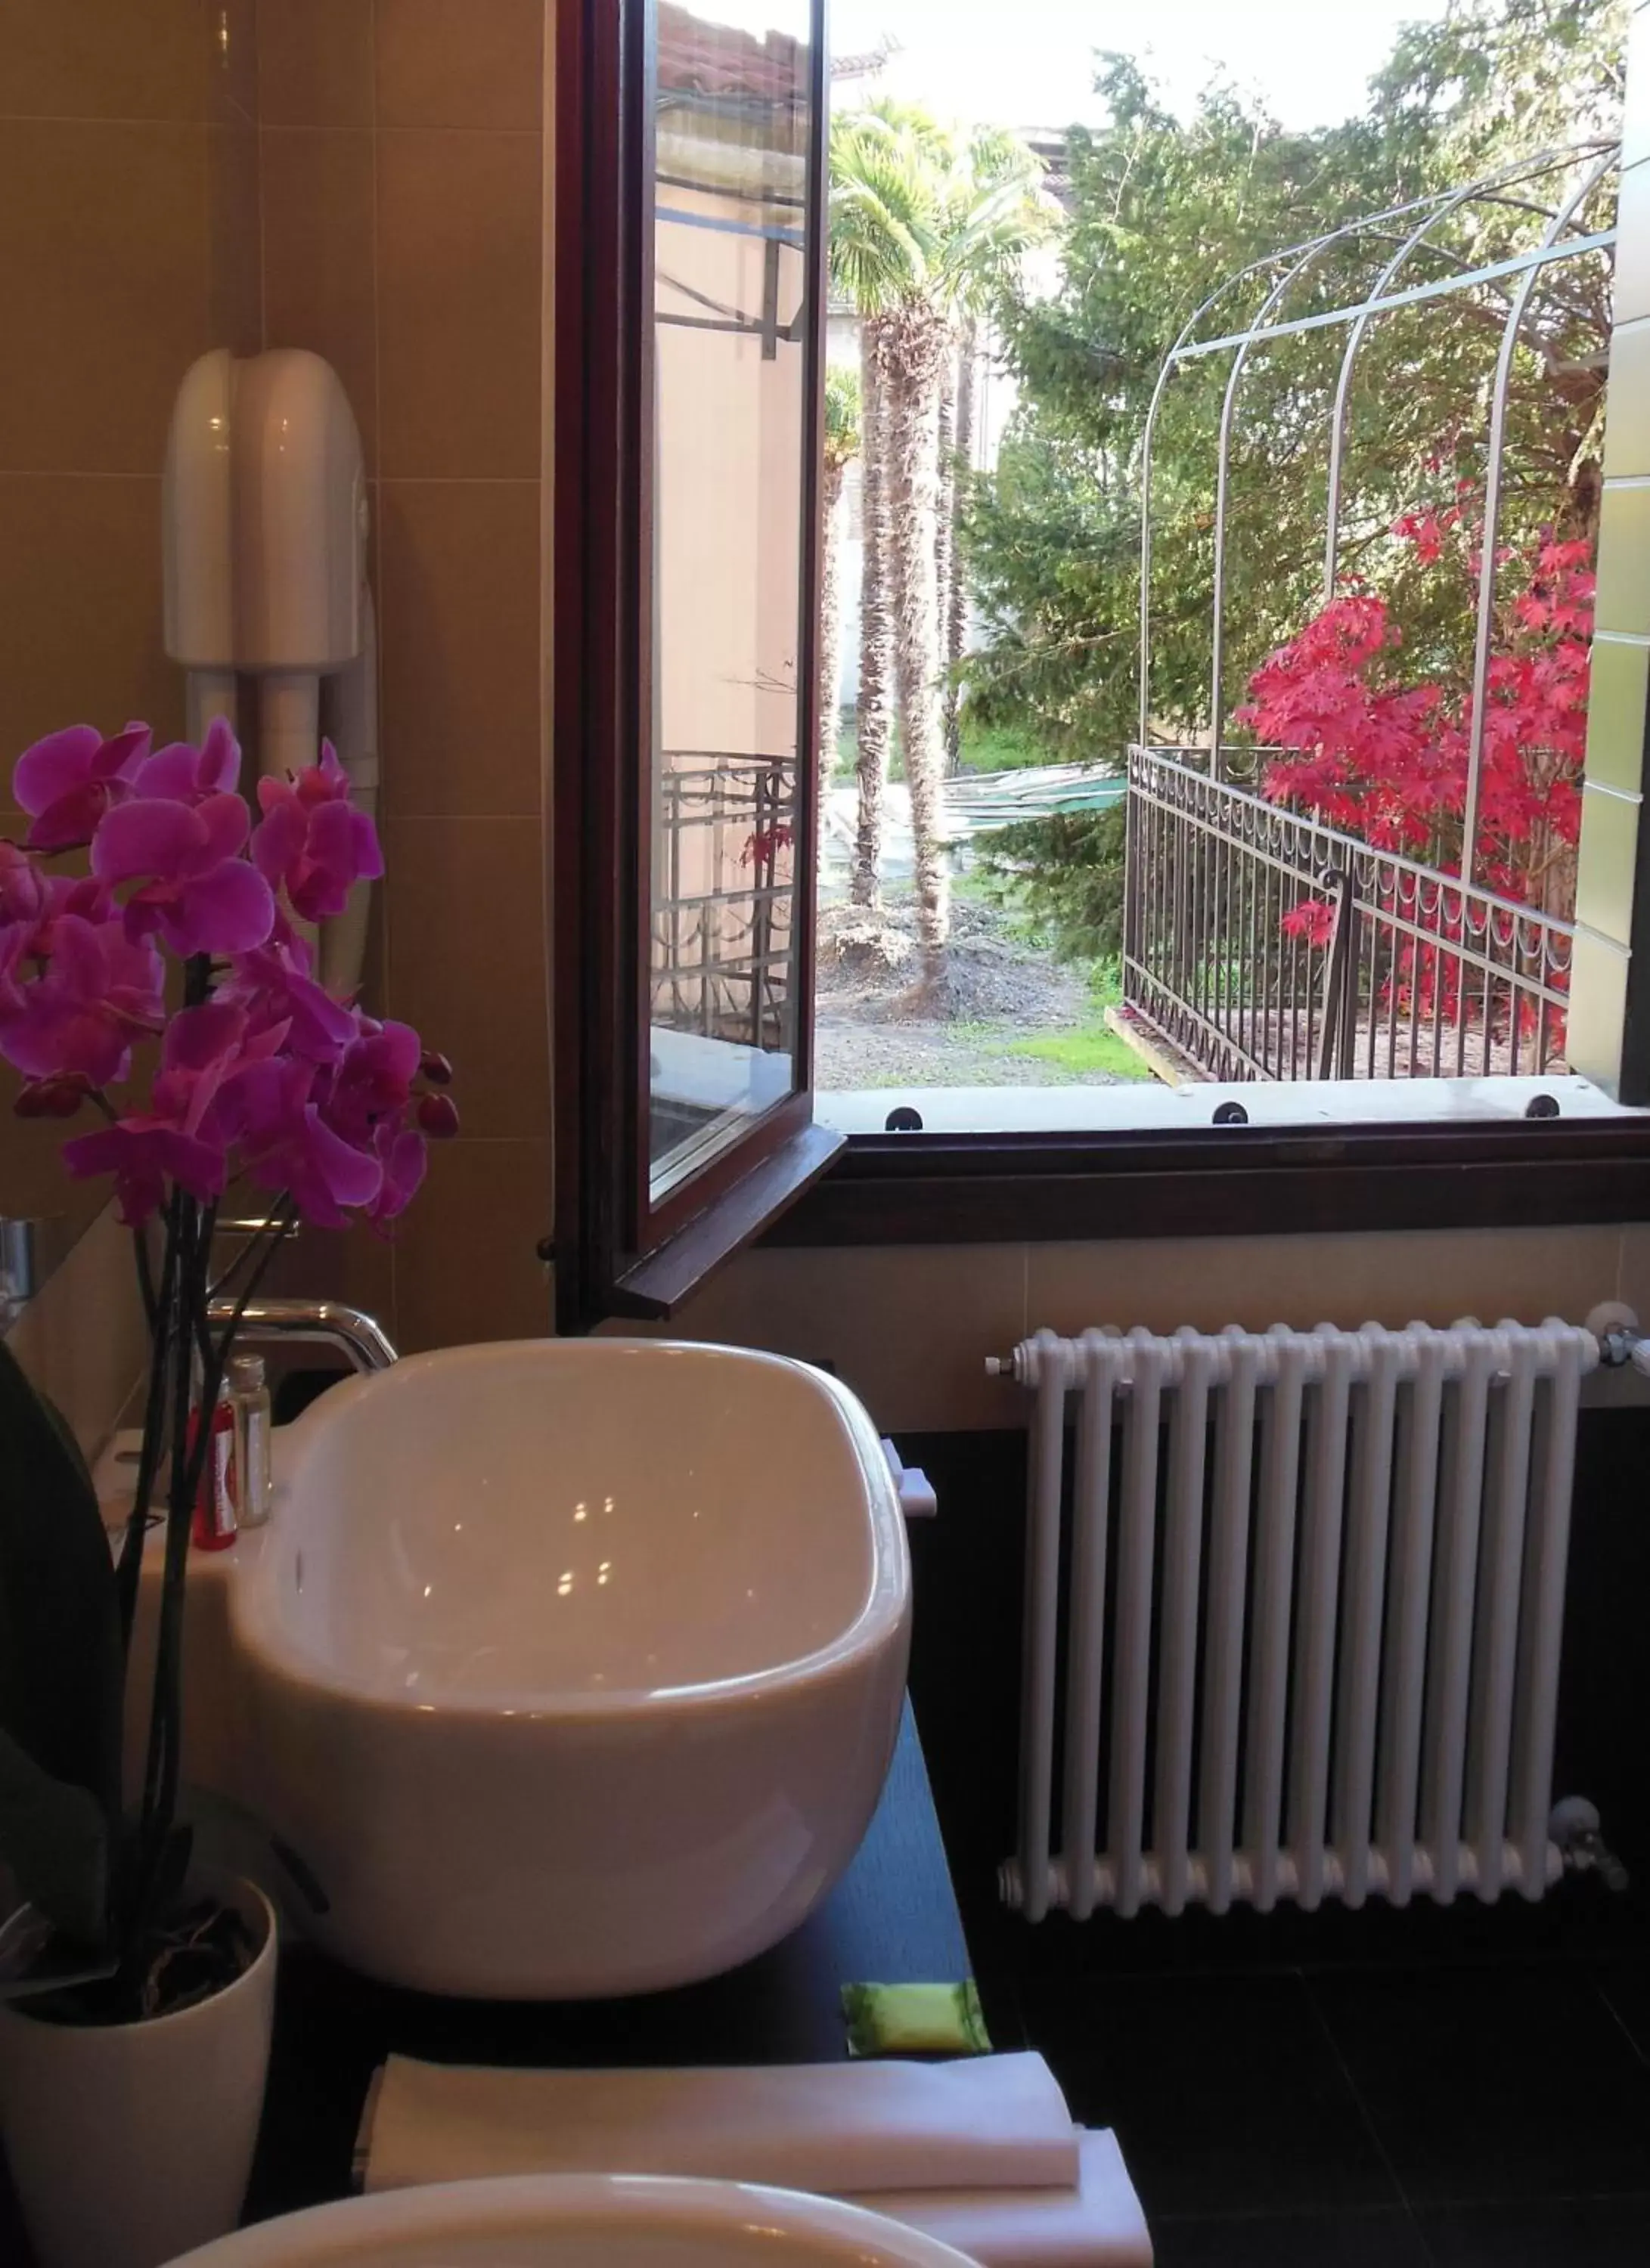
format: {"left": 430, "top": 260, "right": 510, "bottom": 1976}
{"left": 205, "top": 1296, "right": 398, "bottom": 1374}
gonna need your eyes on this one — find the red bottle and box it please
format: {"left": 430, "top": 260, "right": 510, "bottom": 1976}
{"left": 189, "top": 1389, "right": 237, "bottom": 1551}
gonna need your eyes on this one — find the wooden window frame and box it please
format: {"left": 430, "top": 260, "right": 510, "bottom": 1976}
{"left": 553, "top": 0, "right": 1650, "bottom": 1322}
{"left": 552, "top": 0, "right": 839, "bottom": 1334}
{"left": 765, "top": 1114, "right": 1650, "bottom": 1248}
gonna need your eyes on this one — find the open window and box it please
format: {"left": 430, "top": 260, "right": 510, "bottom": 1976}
{"left": 555, "top": 0, "right": 1650, "bottom": 1315}
{"left": 554, "top": 0, "right": 837, "bottom": 1331}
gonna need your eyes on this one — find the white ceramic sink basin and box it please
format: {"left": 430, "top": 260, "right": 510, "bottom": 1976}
{"left": 228, "top": 1340, "right": 910, "bottom": 1997}
{"left": 168, "top": 2174, "right": 979, "bottom": 2268}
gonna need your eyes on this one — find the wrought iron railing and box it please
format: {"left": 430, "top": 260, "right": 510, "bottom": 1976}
{"left": 1123, "top": 748, "right": 1574, "bottom": 1083}
{"left": 652, "top": 751, "right": 797, "bottom": 1050}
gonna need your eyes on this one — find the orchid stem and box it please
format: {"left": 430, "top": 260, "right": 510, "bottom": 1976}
{"left": 206, "top": 1204, "right": 289, "bottom": 1303}
{"left": 114, "top": 1188, "right": 182, "bottom": 1653}
{"left": 129, "top": 1192, "right": 207, "bottom": 1982}
{"left": 133, "top": 1218, "right": 159, "bottom": 1339}
{"left": 200, "top": 1196, "right": 294, "bottom": 1412}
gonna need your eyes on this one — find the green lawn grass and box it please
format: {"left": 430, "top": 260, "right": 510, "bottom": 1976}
{"left": 1005, "top": 960, "right": 1155, "bottom": 1082}
{"left": 954, "top": 719, "right": 1053, "bottom": 773}
{"left": 1006, "top": 1021, "right": 1152, "bottom": 1079}
{"left": 832, "top": 712, "right": 1056, "bottom": 782}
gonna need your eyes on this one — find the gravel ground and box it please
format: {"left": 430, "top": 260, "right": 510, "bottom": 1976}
{"left": 814, "top": 891, "right": 1126, "bottom": 1090}
{"left": 814, "top": 1017, "right": 1102, "bottom": 1087}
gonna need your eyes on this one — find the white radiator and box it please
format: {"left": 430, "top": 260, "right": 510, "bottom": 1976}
{"left": 997, "top": 1320, "right": 1596, "bottom": 1923}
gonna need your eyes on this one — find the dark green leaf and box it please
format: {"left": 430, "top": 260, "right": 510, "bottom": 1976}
{"left": 0, "top": 1340, "right": 124, "bottom": 1883}
{"left": 0, "top": 1727, "right": 109, "bottom": 1949}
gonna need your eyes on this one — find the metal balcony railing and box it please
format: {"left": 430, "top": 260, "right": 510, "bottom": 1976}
{"left": 1123, "top": 748, "right": 1574, "bottom": 1083}
{"left": 652, "top": 751, "right": 798, "bottom": 1051}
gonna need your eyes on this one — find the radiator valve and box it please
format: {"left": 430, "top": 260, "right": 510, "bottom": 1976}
{"left": 1551, "top": 1796, "right": 1630, "bottom": 1892}
{"left": 880, "top": 1439, "right": 938, "bottom": 1520}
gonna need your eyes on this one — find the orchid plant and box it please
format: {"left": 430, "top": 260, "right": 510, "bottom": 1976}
{"left": 0, "top": 717, "right": 454, "bottom": 2015}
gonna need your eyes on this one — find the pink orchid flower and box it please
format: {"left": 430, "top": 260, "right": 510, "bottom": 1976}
{"left": 252, "top": 741, "right": 384, "bottom": 922}
{"left": 416, "top": 1091, "right": 459, "bottom": 1139}
{"left": 220, "top": 937, "right": 358, "bottom": 1061}
{"left": 14, "top": 723, "right": 150, "bottom": 852}
{"left": 0, "top": 840, "right": 49, "bottom": 936}
{"left": 322, "top": 1015, "right": 422, "bottom": 1145}
{"left": 5, "top": 717, "right": 454, "bottom": 1241}
{"left": 129, "top": 714, "right": 242, "bottom": 804}
{"left": 0, "top": 925, "right": 26, "bottom": 1021}
{"left": 61, "top": 1120, "right": 227, "bottom": 1228}
{"left": 222, "top": 1054, "right": 384, "bottom": 1229}
{"left": 58, "top": 999, "right": 255, "bottom": 1225}
{"left": 0, "top": 909, "right": 166, "bottom": 1086}
{"left": 93, "top": 789, "right": 274, "bottom": 959}
{"left": 150, "top": 999, "right": 261, "bottom": 1135}
{"left": 13, "top": 1072, "right": 95, "bottom": 1120}
{"left": 367, "top": 1120, "right": 428, "bottom": 1226}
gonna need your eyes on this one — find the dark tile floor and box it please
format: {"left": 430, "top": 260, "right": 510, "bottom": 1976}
{"left": 972, "top": 1947, "right": 1650, "bottom": 2265}
{"left": 895, "top": 1419, "right": 1650, "bottom": 2268}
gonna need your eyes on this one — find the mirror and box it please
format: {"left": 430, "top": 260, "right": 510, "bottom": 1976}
{"left": 646, "top": 0, "right": 816, "bottom": 1202}
{"left": 0, "top": 5, "right": 262, "bottom": 1315}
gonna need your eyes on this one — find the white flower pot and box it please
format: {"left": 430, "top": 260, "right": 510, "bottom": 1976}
{"left": 0, "top": 1876, "right": 277, "bottom": 2268}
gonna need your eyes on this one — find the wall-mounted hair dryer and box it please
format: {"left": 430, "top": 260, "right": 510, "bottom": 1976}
{"left": 162, "top": 349, "right": 377, "bottom": 997}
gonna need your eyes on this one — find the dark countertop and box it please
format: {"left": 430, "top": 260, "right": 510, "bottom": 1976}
{"left": 243, "top": 1697, "right": 971, "bottom": 2226}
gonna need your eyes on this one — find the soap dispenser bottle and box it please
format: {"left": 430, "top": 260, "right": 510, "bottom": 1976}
{"left": 227, "top": 1352, "right": 272, "bottom": 1528}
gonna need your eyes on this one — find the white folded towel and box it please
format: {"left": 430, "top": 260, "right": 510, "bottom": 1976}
{"left": 360, "top": 2051, "right": 1083, "bottom": 2198}
{"left": 847, "top": 2128, "right": 1153, "bottom": 2268}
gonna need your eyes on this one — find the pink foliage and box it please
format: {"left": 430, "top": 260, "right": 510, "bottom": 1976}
{"left": 1236, "top": 519, "right": 1592, "bottom": 1043}
{"left": 1238, "top": 521, "right": 1591, "bottom": 893}
{"left": 2, "top": 723, "right": 456, "bottom": 1229}
{"left": 253, "top": 740, "right": 385, "bottom": 922}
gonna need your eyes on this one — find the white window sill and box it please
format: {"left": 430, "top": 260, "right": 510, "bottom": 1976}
{"left": 814, "top": 1074, "right": 1648, "bottom": 1139}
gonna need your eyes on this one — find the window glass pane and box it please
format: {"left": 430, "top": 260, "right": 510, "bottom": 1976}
{"left": 648, "top": 0, "right": 814, "bottom": 1203}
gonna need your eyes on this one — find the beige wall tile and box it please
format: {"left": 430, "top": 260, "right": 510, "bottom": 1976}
{"left": 1568, "top": 925, "right": 1631, "bottom": 1094}
{"left": 260, "top": 127, "right": 379, "bottom": 466}
{"left": 278, "top": 1217, "right": 400, "bottom": 1351}
{"left": 383, "top": 816, "right": 551, "bottom": 1136}
{"left": 1603, "top": 315, "right": 1650, "bottom": 483}
{"left": 657, "top": 1244, "right": 1030, "bottom": 1433}
{"left": 1574, "top": 781, "right": 1643, "bottom": 950}
{"left": 357, "top": 877, "right": 390, "bottom": 1020}
{"left": 377, "top": 0, "right": 545, "bottom": 129}
{"left": 393, "top": 1136, "right": 552, "bottom": 1350}
{"left": 3, "top": 1206, "right": 150, "bottom": 1461}
{"left": 377, "top": 129, "right": 541, "bottom": 477}
{"left": 1595, "top": 479, "right": 1650, "bottom": 640}
{"left": 256, "top": 0, "right": 374, "bottom": 128}
{"left": 1027, "top": 1226, "right": 1627, "bottom": 1342}
{"left": 0, "top": 0, "right": 210, "bottom": 122}
{"left": 655, "top": 1230, "right": 1639, "bottom": 1433}
{"left": 0, "top": 119, "right": 209, "bottom": 475}
{"left": 1628, "top": 4, "right": 1650, "bottom": 172}
{"left": 1619, "top": 1221, "right": 1650, "bottom": 1316}
{"left": 1583, "top": 635, "right": 1650, "bottom": 798}
{"left": 1617, "top": 161, "right": 1650, "bottom": 330}
{"left": 0, "top": 475, "right": 182, "bottom": 785}
{"left": 206, "top": 120, "right": 263, "bottom": 355}
{"left": 0, "top": 1074, "right": 107, "bottom": 1262}
{"left": 209, "top": 0, "right": 260, "bottom": 125}
{"left": 378, "top": 479, "right": 542, "bottom": 815}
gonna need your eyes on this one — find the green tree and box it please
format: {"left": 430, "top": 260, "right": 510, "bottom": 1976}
{"left": 830, "top": 106, "right": 1050, "bottom": 957}
{"left": 963, "top": 0, "right": 1623, "bottom": 767}
{"left": 819, "top": 362, "right": 861, "bottom": 804}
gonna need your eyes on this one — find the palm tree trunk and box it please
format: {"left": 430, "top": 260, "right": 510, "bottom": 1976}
{"left": 944, "top": 319, "right": 976, "bottom": 769}
{"left": 851, "top": 327, "right": 893, "bottom": 909}
{"left": 935, "top": 348, "right": 956, "bottom": 771}
{"left": 817, "top": 454, "right": 846, "bottom": 891}
{"left": 882, "top": 302, "right": 951, "bottom": 962}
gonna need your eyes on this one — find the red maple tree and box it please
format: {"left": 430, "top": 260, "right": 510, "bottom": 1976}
{"left": 1234, "top": 511, "right": 1592, "bottom": 1040}
{"left": 1237, "top": 512, "right": 1593, "bottom": 914}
